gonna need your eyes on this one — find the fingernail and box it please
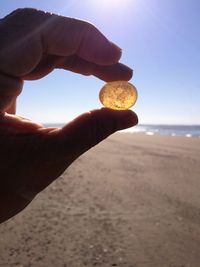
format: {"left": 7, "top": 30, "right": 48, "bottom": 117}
{"left": 124, "top": 66, "right": 133, "bottom": 81}
{"left": 115, "top": 45, "right": 122, "bottom": 53}
{"left": 110, "top": 42, "right": 122, "bottom": 58}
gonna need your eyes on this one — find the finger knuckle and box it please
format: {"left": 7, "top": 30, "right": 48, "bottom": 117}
{"left": 5, "top": 8, "right": 43, "bottom": 18}
{"left": 1, "top": 8, "right": 39, "bottom": 22}
{"left": 0, "top": 73, "right": 23, "bottom": 96}
{"left": 80, "top": 20, "right": 98, "bottom": 38}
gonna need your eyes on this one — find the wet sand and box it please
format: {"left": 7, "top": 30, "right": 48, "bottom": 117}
{"left": 0, "top": 133, "right": 200, "bottom": 267}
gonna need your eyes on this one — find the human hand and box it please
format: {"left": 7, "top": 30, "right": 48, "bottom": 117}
{"left": 0, "top": 8, "right": 138, "bottom": 223}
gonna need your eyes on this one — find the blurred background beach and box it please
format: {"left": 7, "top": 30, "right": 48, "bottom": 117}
{"left": 0, "top": 132, "right": 200, "bottom": 267}
{"left": 1, "top": 0, "right": 200, "bottom": 266}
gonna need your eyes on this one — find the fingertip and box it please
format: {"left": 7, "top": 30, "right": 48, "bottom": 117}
{"left": 78, "top": 23, "right": 123, "bottom": 65}
{"left": 128, "top": 68, "right": 134, "bottom": 81}
{"left": 121, "top": 109, "right": 138, "bottom": 128}
{"left": 99, "top": 108, "right": 138, "bottom": 130}
{"left": 109, "top": 42, "right": 122, "bottom": 63}
{"left": 93, "top": 62, "right": 133, "bottom": 82}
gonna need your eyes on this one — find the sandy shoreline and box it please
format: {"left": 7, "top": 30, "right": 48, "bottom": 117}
{"left": 0, "top": 133, "right": 200, "bottom": 267}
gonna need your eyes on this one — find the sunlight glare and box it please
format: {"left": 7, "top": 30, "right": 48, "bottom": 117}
{"left": 88, "top": 0, "right": 134, "bottom": 13}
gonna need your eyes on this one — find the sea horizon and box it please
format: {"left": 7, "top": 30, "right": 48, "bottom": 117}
{"left": 43, "top": 123, "right": 200, "bottom": 138}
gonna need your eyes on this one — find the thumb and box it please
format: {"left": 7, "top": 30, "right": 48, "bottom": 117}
{"left": 56, "top": 108, "right": 138, "bottom": 159}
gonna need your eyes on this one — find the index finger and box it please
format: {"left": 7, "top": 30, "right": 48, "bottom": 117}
{"left": 1, "top": 8, "right": 122, "bottom": 69}
{"left": 41, "top": 12, "right": 122, "bottom": 65}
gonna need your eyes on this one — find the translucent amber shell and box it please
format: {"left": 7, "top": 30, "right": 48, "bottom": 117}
{"left": 99, "top": 81, "right": 138, "bottom": 110}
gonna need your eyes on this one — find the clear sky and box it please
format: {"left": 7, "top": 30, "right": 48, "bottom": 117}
{"left": 0, "top": 0, "right": 200, "bottom": 124}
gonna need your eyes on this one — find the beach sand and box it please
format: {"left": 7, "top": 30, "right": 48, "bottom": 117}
{"left": 0, "top": 133, "right": 200, "bottom": 267}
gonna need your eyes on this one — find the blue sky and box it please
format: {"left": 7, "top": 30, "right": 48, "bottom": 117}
{"left": 0, "top": 0, "right": 200, "bottom": 124}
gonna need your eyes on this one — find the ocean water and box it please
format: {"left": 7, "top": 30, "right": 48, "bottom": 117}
{"left": 128, "top": 124, "right": 200, "bottom": 138}
{"left": 44, "top": 123, "right": 200, "bottom": 138}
